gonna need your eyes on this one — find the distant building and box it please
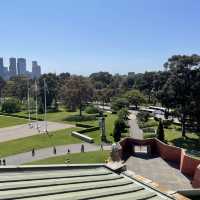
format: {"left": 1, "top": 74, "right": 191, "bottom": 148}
{"left": 9, "top": 57, "right": 17, "bottom": 77}
{"left": 17, "top": 58, "right": 26, "bottom": 75}
{"left": 0, "top": 57, "right": 9, "bottom": 79}
{"left": 0, "top": 57, "right": 3, "bottom": 68}
{"left": 32, "top": 61, "right": 41, "bottom": 78}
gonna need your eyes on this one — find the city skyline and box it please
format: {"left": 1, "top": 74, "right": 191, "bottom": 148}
{"left": 0, "top": 57, "right": 41, "bottom": 79}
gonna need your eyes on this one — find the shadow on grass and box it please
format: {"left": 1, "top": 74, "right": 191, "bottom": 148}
{"left": 170, "top": 136, "right": 200, "bottom": 157}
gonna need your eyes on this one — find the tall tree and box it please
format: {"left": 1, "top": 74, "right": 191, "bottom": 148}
{"left": 38, "top": 73, "right": 58, "bottom": 111}
{"left": 161, "top": 54, "right": 200, "bottom": 137}
{"left": 60, "top": 76, "right": 93, "bottom": 116}
{"left": 124, "top": 89, "right": 146, "bottom": 109}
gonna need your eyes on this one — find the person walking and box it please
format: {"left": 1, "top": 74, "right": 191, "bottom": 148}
{"left": 32, "top": 148, "right": 35, "bottom": 157}
{"left": 2, "top": 159, "right": 6, "bottom": 166}
{"left": 81, "top": 144, "right": 85, "bottom": 153}
{"left": 53, "top": 146, "right": 57, "bottom": 155}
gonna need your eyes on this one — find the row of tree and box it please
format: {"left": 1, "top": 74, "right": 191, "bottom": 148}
{"left": 0, "top": 54, "right": 200, "bottom": 137}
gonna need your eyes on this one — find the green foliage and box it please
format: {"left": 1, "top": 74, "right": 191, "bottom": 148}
{"left": 156, "top": 120, "right": 165, "bottom": 142}
{"left": 113, "top": 118, "right": 123, "bottom": 142}
{"left": 85, "top": 105, "right": 99, "bottom": 114}
{"left": 117, "top": 108, "right": 129, "bottom": 121}
{"left": 64, "top": 114, "right": 96, "bottom": 122}
{"left": 111, "top": 98, "right": 129, "bottom": 112}
{"left": 137, "top": 111, "right": 150, "bottom": 123}
{"left": 1, "top": 98, "right": 21, "bottom": 113}
{"left": 124, "top": 89, "right": 146, "bottom": 108}
{"left": 60, "top": 76, "right": 93, "bottom": 116}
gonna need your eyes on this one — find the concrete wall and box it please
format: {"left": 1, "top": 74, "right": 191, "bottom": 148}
{"left": 120, "top": 137, "right": 200, "bottom": 188}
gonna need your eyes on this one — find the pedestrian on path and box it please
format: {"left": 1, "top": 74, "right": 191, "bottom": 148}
{"left": 100, "top": 143, "right": 103, "bottom": 151}
{"left": 81, "top": 144, "right": 85, "bottom": 153}
{"left": 67, "top": 148, "right": 70, "bottom": 154}
{"left": 2, "top": 159, "right": 6, "bottom": 165}
{"left": 32, "top": 148, "right": 35, "bottom": 157}
{"left": 53, "top": 146, "right": 57, "bottom": 155}
{"left": 0, "top": 159, "right": 1, "bottom": 165}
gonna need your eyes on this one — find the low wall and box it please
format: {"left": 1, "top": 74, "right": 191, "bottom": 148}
{"left": 155, "top": 139, "right": 182, "bottom": 164}
{"left": 120, "top": 137, "right": 200, "bottom": 188}
{"left": 180, "top": 151, "right": 200, "bottom": 176}
{"left": 192, "top": 164, "right": 200, "bottom": 188}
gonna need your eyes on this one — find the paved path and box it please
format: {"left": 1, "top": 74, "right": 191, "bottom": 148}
{"left": 126, "top": 155, "right": 193, "bottom": 190}
{"left": 0, "top": 121, "right": 75, "bottom": 142}
{"left": 128, "top": 111, "right": 143, "bottom": 139}
{"left": 3, "top": 143, "right": 112, "bottom": 165}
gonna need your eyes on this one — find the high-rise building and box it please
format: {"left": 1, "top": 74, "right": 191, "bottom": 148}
{"left": 32, "top": 61, "right": 41, "bottom": 78}
{"left": 17, "top": 58, "right": 26, "bottom": 75}
{"left": 9, "top": 57, "right": 17, "bottom": 77}
{"left": 0, "top": 57, "right": 3, "bottom": 68}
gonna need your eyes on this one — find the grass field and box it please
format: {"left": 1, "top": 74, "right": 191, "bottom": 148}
{"left": 0, "top": 112, "right": 117, "bottom": 157}
{"left": 0, "top": 115, "right": 28, "bottom": 128}
{"left": 25, "top": 150, "right": 110, "bottom": 165}
{"left": 0, "top": 128, "right": 82, "bottom": 157}
{"left": 141, "top": 117, "right": 200, "bottom": 159}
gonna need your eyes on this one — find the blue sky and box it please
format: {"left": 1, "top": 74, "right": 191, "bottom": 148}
{"left": 0, "top": 0, "right": 199, "bottom": 75}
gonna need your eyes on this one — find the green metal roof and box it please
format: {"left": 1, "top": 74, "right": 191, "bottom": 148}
{"left": 0, "top": 165, "right": 175, "bottom": 200}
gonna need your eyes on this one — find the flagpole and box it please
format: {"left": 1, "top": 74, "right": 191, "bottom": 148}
{"left": 44, "top": 79, "right": 47, "bottom": 133}
{"left": 35, "top": 80, "right": 38, "bottom": 129}
{"left": 27, "top": 81, "right": 31, "bottom": 122}
{"left": 27, "top": 81, "right": 32, "bottom": 128}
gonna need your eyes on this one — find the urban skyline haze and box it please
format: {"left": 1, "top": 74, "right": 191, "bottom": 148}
{"left": 0, "top": 0, "right": 199, "bottom": 75}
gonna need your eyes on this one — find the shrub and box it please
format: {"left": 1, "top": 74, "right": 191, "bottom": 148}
{"left": 117, "top": 108, "right": 129, "bottom": 121}
{"left": 156, "top": 119, "right": 165, "bottom": 142}
{"left": 137, "top": 111, "right": 150, "bottom": 122}
{"left": 85, "top": 105, "right": 99, "bottom": 114}
{"left": 1, "top": 99, "right": 21, "bottom": 113}
{"left": 163, "top": 119, "right": 172, "bottom": 128}
{"left": 113, "top": 118, "right": 126, "bottom": 142}
{"left": 65, "top": 114, "right": 96, "bottom": 122}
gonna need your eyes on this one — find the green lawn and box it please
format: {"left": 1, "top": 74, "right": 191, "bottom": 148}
{"left": 141, "top": 118, "right": 200, "bottom": 159}
{"left": 0, "top": 112, "right": 117, "bottom": 157}
{"left": 86, "top": 113, "right": 117, "bottom": 144}
{"left": 0, "top": 128, "right": 82, "bottom": 157}
{"left": 25, "top": 150, "right": 110, "bottom": 165}
{"left": 0, "top": 115, "right": 28, "bottom": 128}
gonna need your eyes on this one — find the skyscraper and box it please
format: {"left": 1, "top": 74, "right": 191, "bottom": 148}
{"left": 0, "top": 57, "right": 3, "bottom": 68}
{"left": 32, "top": 61, "right": 41, "bottom": 78}
{"left": 17, "top": 58, "right": 26, "bottom": 75}
{"left": 9, "top": 57, "right": 17, "bottom": 77}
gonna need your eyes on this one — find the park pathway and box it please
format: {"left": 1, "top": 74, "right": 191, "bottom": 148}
{"left": 128, "top": 111, "right": 143, "bottom": 139}
{"left": 3, "top": 143, "right": 112, "bottom": 165}
{"left": 0, "top": 121, "right": 75, "bottom": 142}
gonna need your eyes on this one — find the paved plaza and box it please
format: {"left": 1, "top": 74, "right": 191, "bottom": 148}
{"left": 0, "top": 121, "right": 75, "bottom": 142}
{"left": 126, "top": 155, "right": 193, "bottom": 190}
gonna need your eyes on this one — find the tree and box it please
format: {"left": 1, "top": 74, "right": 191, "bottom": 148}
{"left": 124, "top": 89, "right": 146, "bottom": 109}
{"left": 1, "top": 98, "right": 21, "bottom": 113}
{"left": 117, "top": 108, "right": 129, "bottom": 121}
{"left": 156, "top": 119, "right": 165, "bottom": 142}
{"left": 60, "top": 76, "right": 93, "bottom": 116}
{"left": 0, "top": 76, "right": 6, "bottom": 99}
{"left": 161, "top": 54, "right": 200, "bottom": 137}
{"left": 113, "top": 118, "right": 126, "bottom": 142}
{"left": 111, "top": 98, "right": 129, "bottom": 112}
{"left": 38, "top": 73, "right": 58, "bottom": 111}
